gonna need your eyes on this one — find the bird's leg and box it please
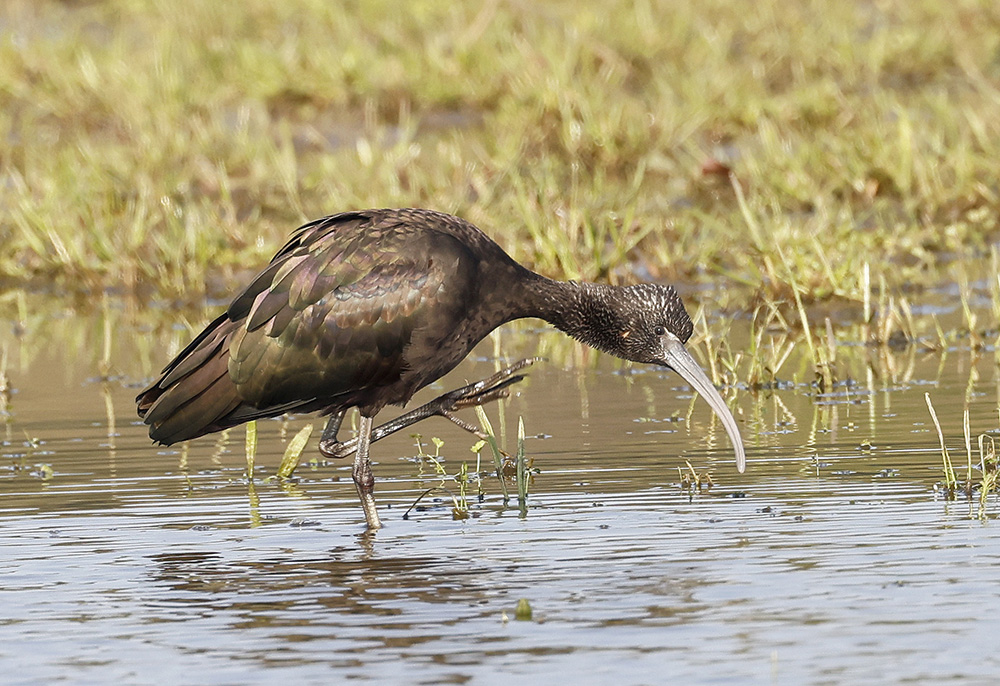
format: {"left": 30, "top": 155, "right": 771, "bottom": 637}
{"left": 353, "top": 414, "right": 381, "bottom": 530}
{"left": 318, "top": 358, "right": 539, "bottom": 460}
{"left": 317, "top": 411, "right": 346, "bottom": 458}
{"left": 318, "top": 411, "right": 381, "bottom": 528}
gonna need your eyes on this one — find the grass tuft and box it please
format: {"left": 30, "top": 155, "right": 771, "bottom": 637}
{"left": 2, "top": 0, "right": 999, "bottom": 314}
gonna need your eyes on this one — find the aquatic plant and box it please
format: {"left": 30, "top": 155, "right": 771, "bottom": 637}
{"left": 403, "top": 434, "right": 475, "bottom": 520}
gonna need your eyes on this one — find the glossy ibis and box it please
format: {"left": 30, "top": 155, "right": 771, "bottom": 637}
{"left": 137, "top": 208, "right": 745, "bottom": 529}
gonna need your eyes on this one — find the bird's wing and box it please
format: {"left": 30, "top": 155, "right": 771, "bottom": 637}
{"left": 224, "top": 213, "right": 474, "bottom": 410}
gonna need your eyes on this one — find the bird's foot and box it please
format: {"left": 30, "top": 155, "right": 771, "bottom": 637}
{"left": 433, "top": 357, "right": 540, "bottom": 412}
{"left": 317, "top": 358, "right": 541, "bottom": 460}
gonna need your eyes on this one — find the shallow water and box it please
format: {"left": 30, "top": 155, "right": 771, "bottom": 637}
{"left": 3, "top": 299, "right": 1000, "bottom": 685}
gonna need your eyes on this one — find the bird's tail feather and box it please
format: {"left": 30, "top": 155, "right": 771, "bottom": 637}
{"left": 136, "top": 315, "right": 249, "bottom": 445}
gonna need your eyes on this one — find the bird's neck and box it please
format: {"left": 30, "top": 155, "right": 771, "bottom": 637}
{"left": 514, "top": 273, "right": 616, "bottom": 349}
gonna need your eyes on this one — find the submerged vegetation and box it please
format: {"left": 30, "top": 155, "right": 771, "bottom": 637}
{"left": 400, "top": 401, "right": 530, "bottom": 519}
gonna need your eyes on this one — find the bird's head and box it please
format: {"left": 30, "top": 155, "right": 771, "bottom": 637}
{"left": 587, "top": 283, "right": 695, "bottom": 363}
{"left": 569, "top": 282, "right": 746, "bottom": 473}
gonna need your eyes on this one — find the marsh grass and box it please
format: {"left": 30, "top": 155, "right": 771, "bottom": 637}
{"left": 404, "top": 433, "right": 476, "bottom": 520}
{"left": 242, "top": 418, "right": 316, "bottom": 483}
{"left": 678, "top": 460, "right": 714, "bottom": 497}
{"left": 475, "top": 405, "right": 509, "bottom": 503}
{"left": 925, "top": 393, "right": 1000, "bottom": 514}
{"left": 3, "top": 0, "right": 1000, "bottom": 313}
{"left": 688, "top": 245, "right": 1000, "bottom": 405}
{"left": 976, "top": 435, "right": 999, "bottom": 520}
{"left": 516, "top": 417, "right": 528, "bottom": 516}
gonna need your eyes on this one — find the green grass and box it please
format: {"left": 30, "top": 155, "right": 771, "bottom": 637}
{"left": 925, "top": 392, "right": 1000, "bottom": 518}
{"left": 2, "top": 0, "right": 1000, "bottom": 311}
{"left": 404, "top": 433, "right": 479, "bottom": 520}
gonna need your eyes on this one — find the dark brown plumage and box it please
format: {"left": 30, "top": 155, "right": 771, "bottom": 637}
{"left": 137, "top": 208, "right": 744, "bottom": 528}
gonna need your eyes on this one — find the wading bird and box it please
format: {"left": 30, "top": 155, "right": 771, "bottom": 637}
{"left": 137, "top": 208, "right": 745, "bottom": 529}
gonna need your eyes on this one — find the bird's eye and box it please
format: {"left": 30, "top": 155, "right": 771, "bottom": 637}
{"left": 654, "top": 325, "right": 666, "bottom": 336}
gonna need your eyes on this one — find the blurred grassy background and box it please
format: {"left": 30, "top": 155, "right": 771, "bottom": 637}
{"left": 2, "top": 0, "right": 999, "bottom": 312}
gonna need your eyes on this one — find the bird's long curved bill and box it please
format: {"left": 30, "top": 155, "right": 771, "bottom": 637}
{"left": 660, "top": 337, "right": 746, "bottom": 473}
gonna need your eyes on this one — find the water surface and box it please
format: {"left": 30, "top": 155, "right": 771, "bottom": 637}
{"left": 3, "top": 297, "right": 1000, "bottom": 685}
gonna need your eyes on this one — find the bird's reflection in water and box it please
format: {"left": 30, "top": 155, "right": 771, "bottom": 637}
{"left": 145, "top": 545, "right": 505, "bottom": 631}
